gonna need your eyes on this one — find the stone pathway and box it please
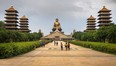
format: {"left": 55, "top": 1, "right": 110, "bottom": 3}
{"left": 0, "top": 41, "right": 116, "bottom": 66}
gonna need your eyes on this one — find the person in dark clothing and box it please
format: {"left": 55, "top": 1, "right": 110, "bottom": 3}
{"left": 65, "top": 43, "right": 68, "bottom": 51}
{"left": 60, "top": 42, "right": 63, "bottom": 50}
{"left": 67, "top": 43, "right": 70, "bottom": 50}
{"left": 57, "top": 41, "right": 58, "bottom": 46}
{"left": 43, "top": 41, "right": 45, "bottom": 47}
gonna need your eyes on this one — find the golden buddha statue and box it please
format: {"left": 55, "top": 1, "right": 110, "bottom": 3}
{"left": 52, "top": 18, "right": 62, "bottom": 32}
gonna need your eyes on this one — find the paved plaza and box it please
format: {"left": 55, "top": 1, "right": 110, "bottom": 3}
{"left": 0, "top": 41, "right": 116, "bottom": 66}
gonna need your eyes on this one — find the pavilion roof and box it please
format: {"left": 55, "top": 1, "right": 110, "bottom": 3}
{"left": 22, "top": 15, "right": 26, "bottom": 18}
{"left": 8, "top": 6, "right": 15, "bottom": 10}
{"left": 101, "top": 6, "right": 109, "bottom": 11}
{"left": 98, "top": 6, "right": 111, "bottom": 12}
{"left": 20, "top": 15, "right": 28, "bottom": 20}
{"left": 42, "top": 31, "right": 72, "bottom": 39}
{"left": 87, "top": 15, "right": 95, "bottom": 20}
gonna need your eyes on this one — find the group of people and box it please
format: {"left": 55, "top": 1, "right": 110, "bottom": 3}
{"left": 54, "top": 41, "right": 70, "bottom": 51}
{"left": 41, "top": 40, "right": 70, "bottom": 51}
{"left": 41, "top": 41, "right": 46, "bottom": 47}
{"left": 54, "top": 41, "right": 58, "bottom": 46}
{"left": 61, "top": 41, "right": 70, "bottom": 51}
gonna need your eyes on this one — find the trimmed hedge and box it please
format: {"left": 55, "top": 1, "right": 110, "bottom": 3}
{"left": 70, "top": 40, "right": 116, "bottom": 54}
{"left": 0, "top": 40, "right": 50, "bottom": 59}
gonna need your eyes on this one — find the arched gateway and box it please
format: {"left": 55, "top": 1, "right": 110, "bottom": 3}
{"left": 42, "top": 18, "right": 72, "bottom": 41}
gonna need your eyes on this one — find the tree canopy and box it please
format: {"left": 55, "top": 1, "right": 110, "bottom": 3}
{"left": 0, "top": 21, "right": 43, "bottom": 43}
{"left": 73, "top": 23, "right": 116, "bottom": 43}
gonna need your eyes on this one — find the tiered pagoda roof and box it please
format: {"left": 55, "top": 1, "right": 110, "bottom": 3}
{"left": 5, "top": 6, "right": 19, "bottom": 30}
{"left": 86, "top": 15, "right": 96, "bottom": 32}
{"left": 19, "top": 15, "right": 30, "bottom": 33}
{"left": 98, "top": 6, "right": 112, "bottom": 27}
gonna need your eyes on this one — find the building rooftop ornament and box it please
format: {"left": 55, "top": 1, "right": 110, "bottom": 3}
{"left": 88, "top": 15, "right": 95, "bottom": 20}
{"left": 8, "top": 6, "right": 15, "bottom": 10}
{"left": 22, "top": 15, "right": 26, "bottom": 18}
{"left": 101, "top": 6, "right": 109, "bottom": 11}
{"left": 98, "top": 6, "right": 111, "bottom": 13}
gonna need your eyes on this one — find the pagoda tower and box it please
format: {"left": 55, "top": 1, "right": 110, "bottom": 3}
{"left": 38, "top": 29, "right": 44, "bottom": 37}
{"left": 5, "top": 6, "right": 19, "bottom": 31}
{"left": 98, "top": 6, "right": 112, "bottom": 27}
{"left": 39, "top": 29, "right": 42, "bottom": 33}
{"left": 52, "top": 18, "right": 62, "bottom": 32}
{"left": 19, "top": 15, "right": 30, "bottom": 33}
{"left": 73, "top": 29, "right": 76, "bottom": 34}
{"left": 86, "top": 15, "right": 96, "bottom": 32}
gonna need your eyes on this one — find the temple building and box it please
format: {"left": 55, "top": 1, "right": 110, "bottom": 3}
{"left": 86, "top": 15, "right": 96, "bottom": 32}
{"left": 4, "top": 6, "right": 19, "bottom": 31}
{"left": 42, "top": 18, "right": 72, "bottom": 40}
{"left": 98, "top": 6, "right": 112, "bottom": 27}
{"left": 19, "top": 15, "right": 30, "bottom": 33}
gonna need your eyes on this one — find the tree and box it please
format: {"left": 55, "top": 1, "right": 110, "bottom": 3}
{"left": 72, "top": 23, "right": 116, "bottom": 43}
{"left": 72, "top": 31, "right": 83, "bottom": 40}
{"left": 95, "top": 27, "right": 108, "bottom": 43}
{"left": 0, "top": 21, "right": 5, "bottom": 30}
{"left": 107, "top": 23, "right": 116, "bottom": 43}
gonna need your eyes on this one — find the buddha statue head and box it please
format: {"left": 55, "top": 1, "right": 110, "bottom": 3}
{"left": 56, "top": 18, "right": 59, "bottom": 22}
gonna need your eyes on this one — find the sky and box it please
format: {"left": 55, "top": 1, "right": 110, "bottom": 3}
{"left": 0, "top": 0, "right": 116, "bottom": 35}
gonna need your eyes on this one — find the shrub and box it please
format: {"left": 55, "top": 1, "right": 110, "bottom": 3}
{"left": 70, "top": 41, "right": 116, "bottom": 54}
{"left": 0, "top": 40, "right": 50, "bottom": 59}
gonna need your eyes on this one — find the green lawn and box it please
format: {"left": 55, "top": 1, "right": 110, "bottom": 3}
{"left": 70, "top": 40, "right": 116, "bottom": 55}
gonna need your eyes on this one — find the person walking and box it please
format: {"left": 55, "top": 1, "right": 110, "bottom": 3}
{"left": 60, "top": 42, "right": 63, "bottom": 50}
{"left": 54, "top": 41, "right": 55, "bottom": 46}
{"left": 43, "top": 41, "right": 45, "bottom": 47}
{"left": 65, "top": 43, "right": 68, "bottom": 51}
{"left": 57, "top": 41, "right": 58, "bottom": 46}
{"left": 67, "top": 42, "right": 70, "bottom": 50}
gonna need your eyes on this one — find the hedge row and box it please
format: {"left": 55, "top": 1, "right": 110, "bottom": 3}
{"left": 70, "top": 41, "right": 116, "bottom": 54}
{"left": 0, "top": 40, "right": 50, "bottom": 59}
